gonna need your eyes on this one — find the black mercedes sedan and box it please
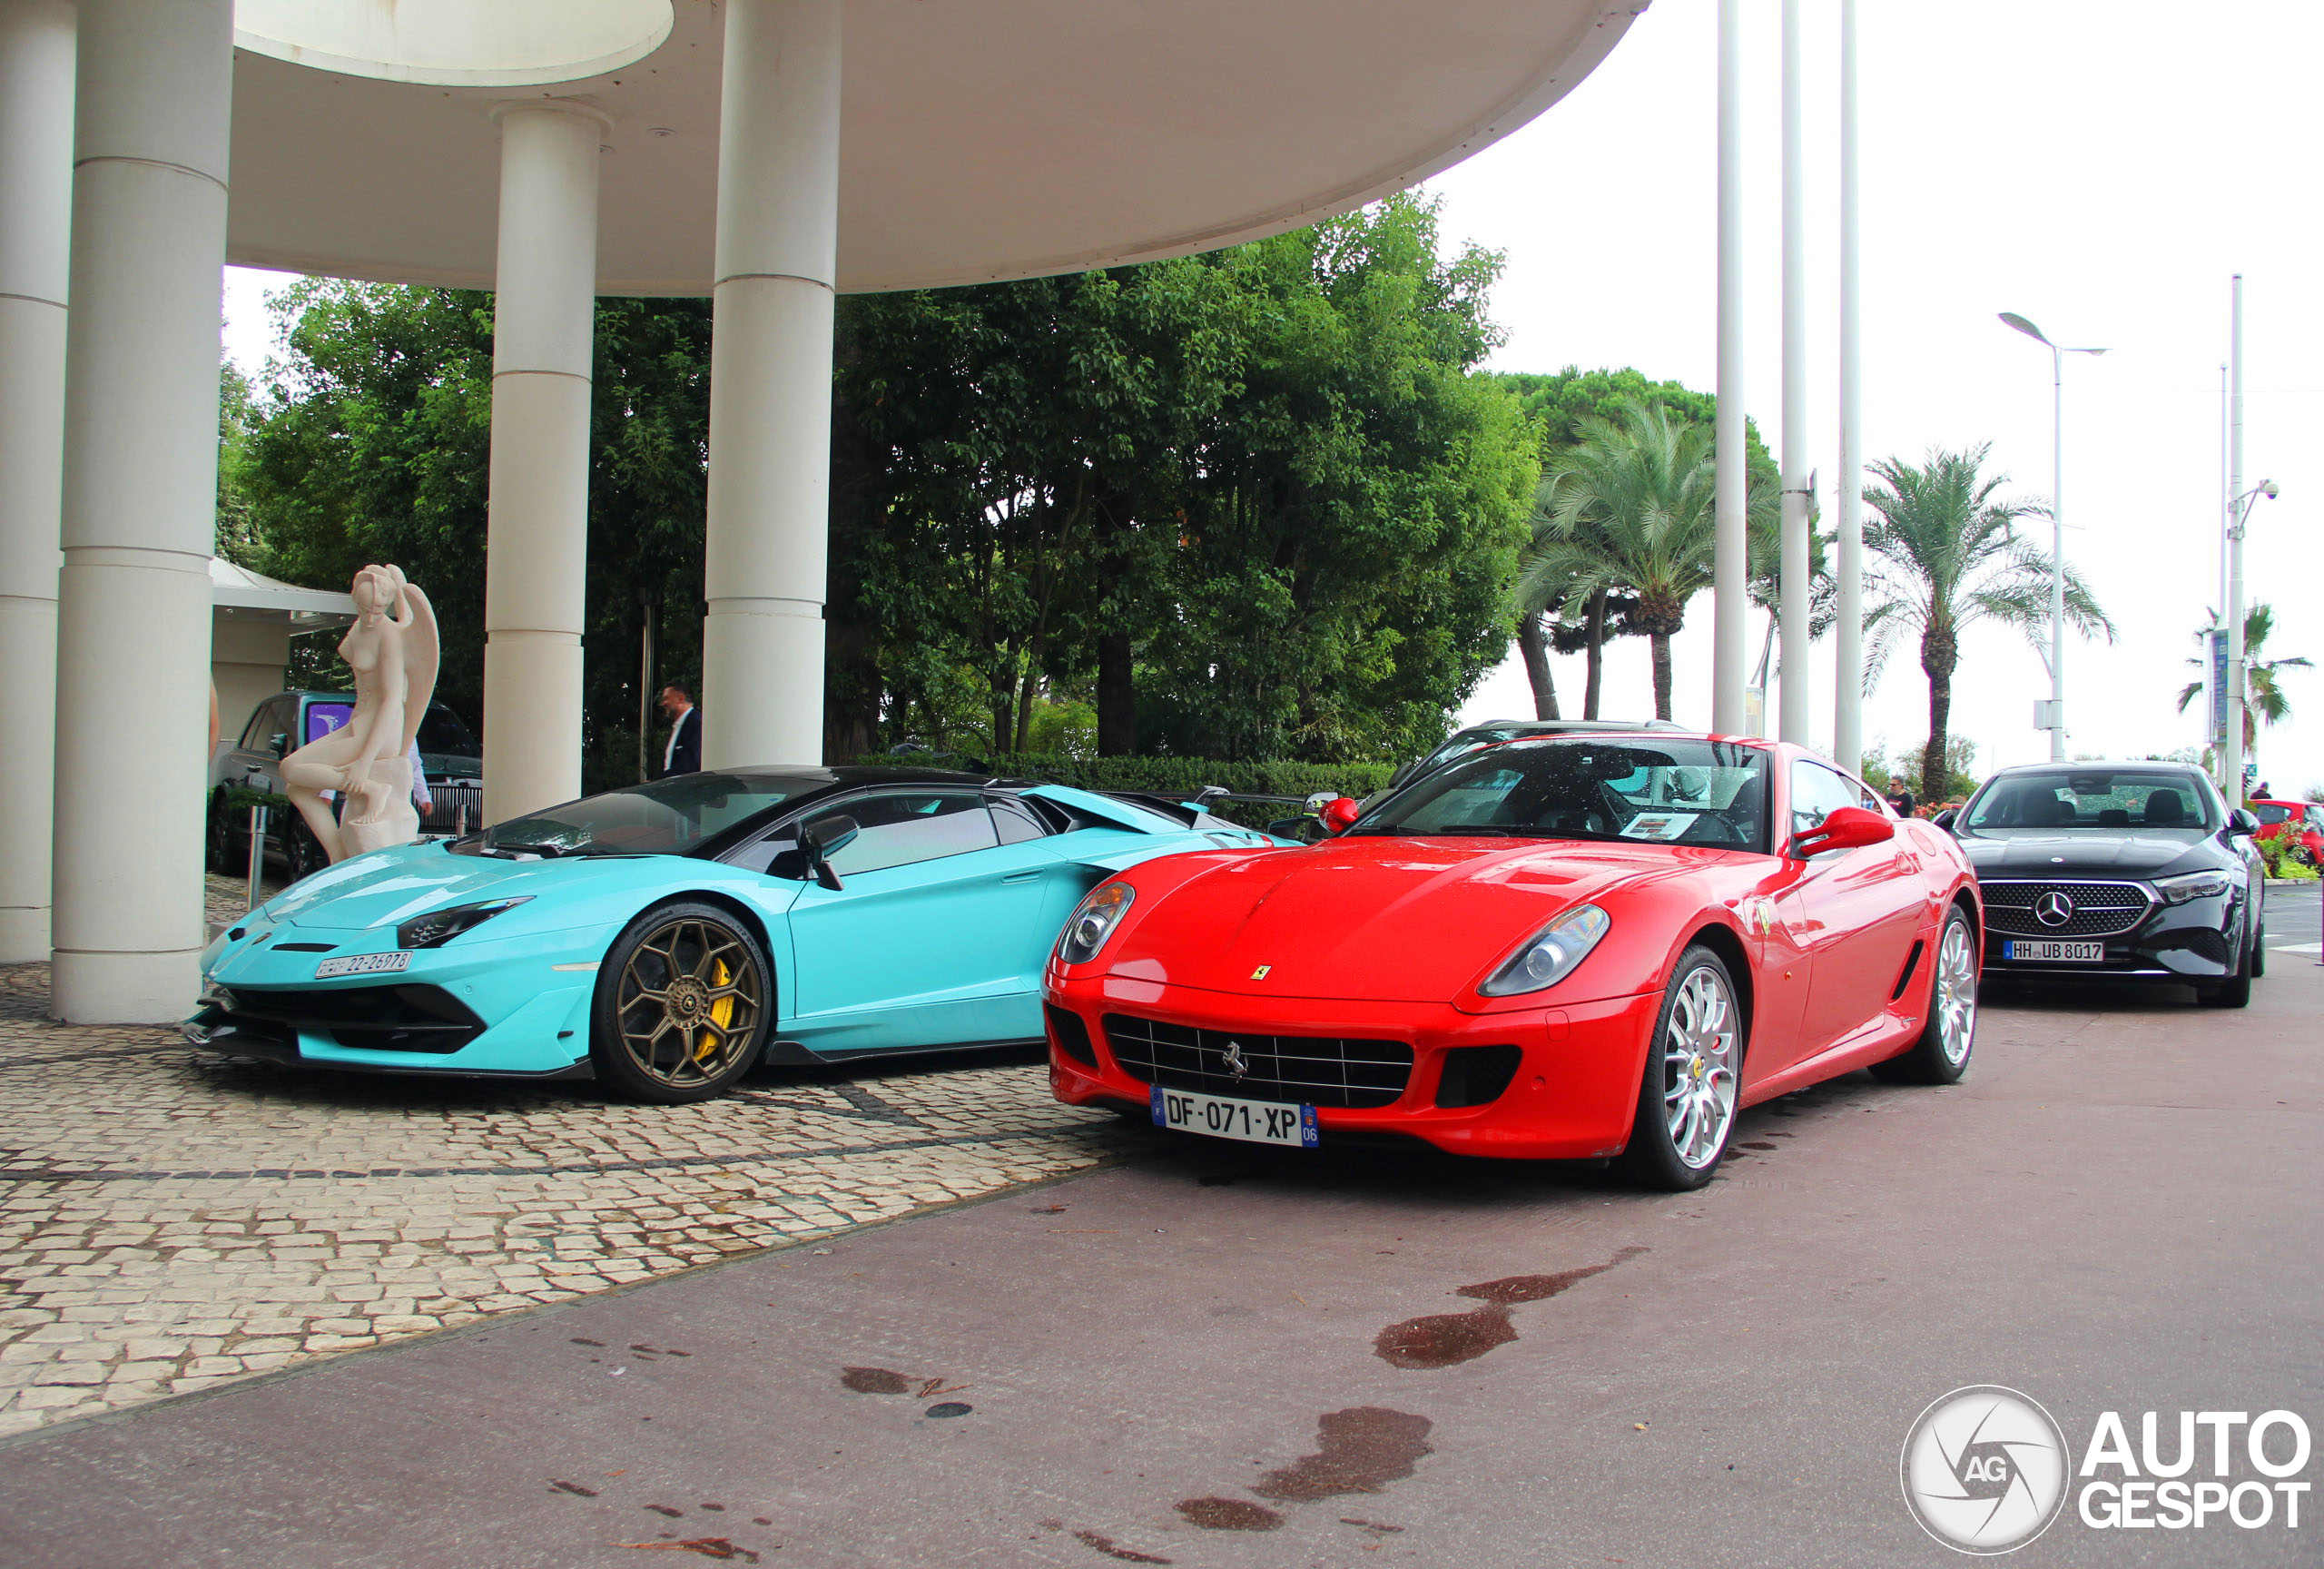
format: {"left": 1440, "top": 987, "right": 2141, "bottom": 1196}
{"left": 1940, "top": 762, "right": 2267, "bottom": 1006}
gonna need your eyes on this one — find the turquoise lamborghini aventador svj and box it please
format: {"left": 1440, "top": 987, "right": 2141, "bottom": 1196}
{"left": 187, "top": 767, "right": 1282, "bottom": 1102}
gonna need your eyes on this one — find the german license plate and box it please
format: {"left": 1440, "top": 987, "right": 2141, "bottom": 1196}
{"left": 2002, "top": 940, "right": 2103, "bottom": 962}
{"left": 314, "top": 952, "right": 412, "bottom": 978}
{"left": 1151, "top": 1087, "right": 1318, "bottom": 1149}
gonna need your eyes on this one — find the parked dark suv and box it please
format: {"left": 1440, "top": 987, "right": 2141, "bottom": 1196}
{"left": 208, "top": 691, "right": 485, "bottom": 879}
{"left": 1942, "top": 761, "right": 2266, "bottom": 1007}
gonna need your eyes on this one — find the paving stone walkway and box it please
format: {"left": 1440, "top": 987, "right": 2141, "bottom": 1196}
{"left": 0, "top": 952, "right": 1128, "bottom": 1439}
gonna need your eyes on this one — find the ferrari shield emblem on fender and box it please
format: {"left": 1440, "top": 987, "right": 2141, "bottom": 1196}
{"left": 1250, "top": 964, "right": 1272, "bottom": 980}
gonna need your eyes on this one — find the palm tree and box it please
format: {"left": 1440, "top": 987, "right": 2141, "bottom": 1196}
{"left": 1512, "top": 487, "right": 1637, "bottom": 720}
{"left": 2174, "top": 601, "right": 2310, "bottom": 755}
{"left": 1523, "top": 401, "right": 1777, "bottom": 720}
{"left": 1861, "top": 445, "right": 2114, "bottom": 805}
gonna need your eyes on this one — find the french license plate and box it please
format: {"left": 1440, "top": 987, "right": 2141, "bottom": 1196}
{"left": 1151, "top": 1087, "right": 1318, "bottom": 1149}
{"left": 2002, "top": 940, "right": 2103, "bottom": 962}
{"left": 314, "top": 952, "right": 412, "bottom": 978}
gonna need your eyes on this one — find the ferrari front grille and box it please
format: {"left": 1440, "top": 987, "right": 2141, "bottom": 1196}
{"left": 1978, "top": 879, "right": 2154, "bottom": 938}
{"left": 1099, "top": 1014, "right": 1413, "bottom": 1110}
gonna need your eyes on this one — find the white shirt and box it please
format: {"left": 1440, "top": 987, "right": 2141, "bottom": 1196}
{"left": 663, "top": 705, "right": 694, "bottom": 773}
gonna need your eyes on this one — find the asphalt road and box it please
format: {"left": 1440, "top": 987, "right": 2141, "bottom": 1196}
{"left": 2, "top": 932, "right": 2318, "bottom": 1569}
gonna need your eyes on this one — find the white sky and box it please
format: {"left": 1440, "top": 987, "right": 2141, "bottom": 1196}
{"left": 1427, "top": 0, "right": 2321, "bottom": 799}
{"left": 222, "top": 0, "right": 2323, "bottom": 798}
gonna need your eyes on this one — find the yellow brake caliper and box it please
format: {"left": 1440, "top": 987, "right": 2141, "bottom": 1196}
{"left": 697, "top": 957, "right": 734, "bottom": 1062}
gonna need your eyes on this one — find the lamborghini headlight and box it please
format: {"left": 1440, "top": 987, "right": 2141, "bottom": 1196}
{"left": 1480, "top": 904, "right": 1612, "bottom": 996}
{"left": 2152, "top": 870, "right": 2232, "bottom": 905}
{"left": 397, "top": 896, "right": 532, "bottom": 950}
{"left": 1058, "top": 882, "right": 1135, "bottom": 965}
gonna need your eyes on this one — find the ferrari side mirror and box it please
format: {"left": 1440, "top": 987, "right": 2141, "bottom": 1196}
{"left": 801, "top": 814, "right": 859, "bottom": 890}
{"left": 1786, "top": 804, "right": 1896, "bottom": 859}
{"left": 1318, "top": 797, "right": 1362, "bottom": 836}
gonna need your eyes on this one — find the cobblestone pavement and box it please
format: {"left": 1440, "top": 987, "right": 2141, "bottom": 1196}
{"left": 0, "top": 943, "right": 1130, "bottom": 1439}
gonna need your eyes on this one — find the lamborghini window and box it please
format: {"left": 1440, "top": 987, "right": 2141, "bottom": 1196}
{"left": 1356, "top": 738, "right": 1771, "bottom": 851}
{"left": 798, "top": 790, "right": 1000, "bottom": 875}
{"left": 470, "top": 771, "right": 815, "bottom": 857}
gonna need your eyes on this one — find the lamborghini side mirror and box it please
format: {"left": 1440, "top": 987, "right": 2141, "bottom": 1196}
{"left": 801, "top": 814, "right": 859, "bottom": 890}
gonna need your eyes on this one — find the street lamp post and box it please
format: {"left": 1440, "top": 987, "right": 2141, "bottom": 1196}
{"left": 2000, "top": 312, "right": 2107, "bottom": 762}
{"left": 2222, "top": 479, "right": 2279, "bottom": 804}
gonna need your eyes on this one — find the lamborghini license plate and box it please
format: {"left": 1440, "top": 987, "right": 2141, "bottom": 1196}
{"left": 315, "top": 952, "right": 412, "bottom": 978}
{"left": 2002, "top": 940, "right": 2103, "bottom": 962}
{"left": 1151, "top": 1087, "right": 1318, "bottom": 1149}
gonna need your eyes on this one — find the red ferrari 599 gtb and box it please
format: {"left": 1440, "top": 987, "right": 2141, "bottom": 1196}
{"left": 1043, "top": 733, "right": 1982, "bottom": 1189}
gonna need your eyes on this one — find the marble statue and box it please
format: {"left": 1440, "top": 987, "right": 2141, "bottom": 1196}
{"left": 281, "top": 564, "right": 439, "bottom": 863}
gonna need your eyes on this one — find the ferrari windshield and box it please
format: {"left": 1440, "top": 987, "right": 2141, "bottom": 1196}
{"left": 469, "top": 771, "right": 812, "bottom": 857}
{"left": 1355, "top": 737, "right": 1770, "bottom": 851}
{"left": 1961, "top": 769, "right": 2218, "bottom": 836}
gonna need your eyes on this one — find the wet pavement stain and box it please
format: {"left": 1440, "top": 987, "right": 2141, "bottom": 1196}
{"left": 1071, "top": 1527, "right": 1172, "bottom": 1563}
{"left": 1371, "top": 1304, "right": 1516, "bottom": 1369}
{"left": 839, "top": 1366, "right": 913, "bottom": 1394}
{"left": 645, "top": 1505, "right": 684, "bottom": 1518}
{"left": 1175, "top": 1496, "right": 1284, "bottom": 1531}
{"left": 1377, "top": 1245, "right": 1648, "bottom": 1368}
{"left": 612, "top": 1537, "right": 762, "bottom": 1564}
{"left": 549, "top": 1480, "right": 598, "bottom": 1497}
{"left": 1455, "top": 1245, "right": 1649, "bottom": 1306}
{"left": 1253, "top": 1407, "right": 1434, "bottom": 1502}
{"left": 924, "top": 1401, "right": 973, "bottom": 1418}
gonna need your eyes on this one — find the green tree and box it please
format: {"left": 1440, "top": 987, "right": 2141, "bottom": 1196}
{"left": 2173, "top": 602, "right": 2309, "bottom": 758}
{"left": 1860, "top": 444, "right": 2113, "bottom": 805}
{"left": 1522, "top": 400, "right": 1779, "bottom": 720}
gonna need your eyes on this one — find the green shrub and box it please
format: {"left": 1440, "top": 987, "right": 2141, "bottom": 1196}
{"left": 855, "top": 754, "right": 1394, "bottom": 827}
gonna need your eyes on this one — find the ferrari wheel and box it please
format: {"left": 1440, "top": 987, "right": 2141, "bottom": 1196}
{"left": 1620, "top": 945, "right": 1742, "bottom": 1191}
{"left": 591, "top": 901, "right": 771, "bottom": 1104}
{"left": 1871, "top": 905, "right": 1977, "bottom": 1084}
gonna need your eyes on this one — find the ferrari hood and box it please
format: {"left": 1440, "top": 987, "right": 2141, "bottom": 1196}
{"left": 1106, "top": 836, "right": 1695, "bottom": 1002}
{"left": 259, "top": 842, "right": 645, "bottom": 933}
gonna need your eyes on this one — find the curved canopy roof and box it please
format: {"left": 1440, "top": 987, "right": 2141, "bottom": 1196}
{"left": 226, "top": 0, "right": 1646, "bottom": 296}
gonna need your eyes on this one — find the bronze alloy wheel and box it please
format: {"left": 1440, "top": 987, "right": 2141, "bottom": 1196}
{"left": 596, "top": 903, "right": 768, "bottom": 1101}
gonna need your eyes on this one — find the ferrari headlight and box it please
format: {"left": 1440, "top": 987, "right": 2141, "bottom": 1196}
{"left": 2152, "top": 870, "right": 2232, "bottom": 905}
{"left": 1480, "top": 904, "right": 1612, "bottom": 996}
{"left": 397, "top": 896, "right": 532, "bottom": 950}
{"left": 1058, "top": 882, "right": 1135, "bottom": 965}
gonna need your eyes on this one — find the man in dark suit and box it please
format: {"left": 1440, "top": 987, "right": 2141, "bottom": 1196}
{"left": 657, "top": 682, "right": 702, "bottom": 777}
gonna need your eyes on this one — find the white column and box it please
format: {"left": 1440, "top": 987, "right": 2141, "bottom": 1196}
{"left": 1777, "top": 0, "right": 1809, "bottom": 746}
{"left": 50, "top": 0, "right": 231, "bottom": 1021}
{"left": 1833, "top": 0, "right": 1864, "bottom": 773}
{"left": 0, "top": 0, "right": 74, "bottom": 963}
{"left": 1711, "top": 0, "right": 1748, "bottom": 734}
{"left": 481, "top": 101, "right": 606, "bottom": 824}
{"left": 702, "top": 0, "right": 842, "bottom": 769}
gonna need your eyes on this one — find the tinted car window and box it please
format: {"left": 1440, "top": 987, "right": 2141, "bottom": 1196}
{"left": 990, "top": 796, "right": 1048, "bottom": 844}
{"left": 2252, "top": 804, "right": 2290, "bottom": 825}
{"left": 1789, "top": 762, "right": 1861, "bottom": 839}
{"left": 416, "top": 705, "right": 479, "bottom": 757}
{"left": 241, "top": 699, "right": 283, "bottom": 750}
{"left": 799, "top": 790, "right": 1000, "bottom": 875}
{"left": 1359, "top": 738, "right": 1770, "bottom": 851}
{"left": 1962, "top": 769, "right": 2218, "bottom": 834}
{"left": 473, "top": 771, "right": 816, "bottom": 857}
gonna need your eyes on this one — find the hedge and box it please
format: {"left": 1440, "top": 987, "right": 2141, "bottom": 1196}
{"left": 854, "top": 754, "right": 1396, "bottom": 826}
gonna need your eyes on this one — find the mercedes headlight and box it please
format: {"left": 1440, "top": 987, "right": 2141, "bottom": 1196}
{"left": 1058, "top": 882, "right": 1135, "bottom": 965}
{"left": 2152, "top": 870, "right": 2232, "bottom": 905}
{"left": 1481, "top": 904, "right": 1612, "bottom": 996}
{"left": 397, "top": 896, "right": 532, "bottom": 950}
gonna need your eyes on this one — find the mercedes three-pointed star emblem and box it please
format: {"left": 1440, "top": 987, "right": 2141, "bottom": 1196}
{"left": 2034, "top": 890, "right": 2075, "bottom": 927}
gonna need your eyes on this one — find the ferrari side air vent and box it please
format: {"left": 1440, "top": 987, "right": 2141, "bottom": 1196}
{"left": 1889, "top": 941, "right": 1925, "bottom": 1002}
{"left": 1434, "top": 1044, "right": 1523, "bottom": 1109}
